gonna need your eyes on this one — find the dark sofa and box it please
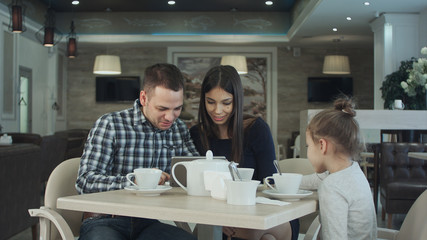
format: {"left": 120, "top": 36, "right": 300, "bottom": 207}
{"left": 0, "top": 144, "right": 41, "bottom": 240}
{"left": 54, "top": 129, "right": 89, "bottom": 159}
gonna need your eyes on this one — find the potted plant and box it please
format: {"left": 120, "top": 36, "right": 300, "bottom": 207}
{"left": 400, "top": 47, "right": 427, "bottom": 110}
{"left": 381, "top": 59, "right": 415, "bottom": 109}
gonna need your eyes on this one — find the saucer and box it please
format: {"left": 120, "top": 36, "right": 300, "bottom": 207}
{"left": 262, "top": 189, "right": 313, "bottom": 201}
{"left": 124, "top": 185, "right": 172, "bottom": 196}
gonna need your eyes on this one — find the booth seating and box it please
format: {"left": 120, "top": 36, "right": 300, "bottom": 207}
{"left": 379, "top": 142, "right": 427, "bottom": 229}
{"left": 0, "top": 144, "right": 41, "bottom": 240}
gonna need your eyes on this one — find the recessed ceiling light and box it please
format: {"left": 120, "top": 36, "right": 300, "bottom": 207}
{"left": 168, "top": 1, "right": 176, "bottom": 5}
{"left": 71, "top": 0, "right": 79, "bottom": 5}
{"left": 346, "top": 17, "right": 352, "bottom": 21}
{"left": 265, "top": 1, "right": 273, "bottom": 6}
{"left": 332, "top": 28, "right": 338, "bottom": 32}
{"left": 364, "top": 2, "right": 370, "bottom": 6}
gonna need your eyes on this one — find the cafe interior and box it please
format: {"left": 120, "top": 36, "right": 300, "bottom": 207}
{"left": 0, "top": 0, "right": 427, "bottom": 239}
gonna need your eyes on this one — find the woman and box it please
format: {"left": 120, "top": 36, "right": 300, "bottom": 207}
{"left": 190, "top": 65, "right": 298, "bottom": 240}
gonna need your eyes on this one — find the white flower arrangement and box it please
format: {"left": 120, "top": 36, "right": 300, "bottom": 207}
{"left": 401, "top": 47, "right": 427, "bottom": 97}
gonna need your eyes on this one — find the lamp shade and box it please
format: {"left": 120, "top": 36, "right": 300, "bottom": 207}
{"left": 220, "top": 55, "right": 248, "bottom": 74}
{"left": 322, "top": 55, "right": 350, "bottom": 74}
{"left": 67, "top": 38, "right": 77, "bottom": 58}
{"left": 11, "top": 5, "right": 23, "bottom": 32}
{"left": 8, "top": 1, "right": 26, "bottom": 33}
{"left": 93, "top": 55, "right": 122, "bottom": 75}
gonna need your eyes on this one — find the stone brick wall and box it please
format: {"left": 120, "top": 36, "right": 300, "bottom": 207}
{"left": 67, "top": 44, "right": 373, "bottom": 157}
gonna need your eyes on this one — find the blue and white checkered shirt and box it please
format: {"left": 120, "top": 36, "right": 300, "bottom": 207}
{"left": 76, "top": 99, "right": 199, "bottom": 194}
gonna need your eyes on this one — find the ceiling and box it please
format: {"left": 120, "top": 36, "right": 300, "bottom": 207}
{"left": 39, "top": 0, "right": 296, "bottom": 12}
{"left": 35, "top": 0, "right": 427, "bottom": 48}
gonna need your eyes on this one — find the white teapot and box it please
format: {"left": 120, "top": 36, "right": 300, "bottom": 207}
{"left": 172, "top": 151, "right": 229, "bottom": 196}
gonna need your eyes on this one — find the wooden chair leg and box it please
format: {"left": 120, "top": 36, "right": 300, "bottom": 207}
{"left": 31, "top": 224, "right": 38, "bottom": 240}
{"left": 381, "top": 207, "right": 385, "bottom": 221}
{"left": 387, "top": 213, "right": 393, "bottom": 229}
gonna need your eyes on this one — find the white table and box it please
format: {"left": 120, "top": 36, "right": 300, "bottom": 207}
{"left": 408, "top": 152, "right": 427, "bottom": 160}
{"left": 57, "top": 187, "right": 317, "bottom": 240}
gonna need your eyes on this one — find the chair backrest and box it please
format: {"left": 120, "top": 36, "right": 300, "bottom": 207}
{"left": 293, "top": 135, "right": 301, "bottom": 158}
{"left": 396, "top": 190, "right": 427, "bottom": 240}
{"left": 44, "top": 157, "right": 82, "bottom": 239}
{"left": 279, "top": 158, "right": 315, "bottom": 175}
{"left": 303, "top": 216, "right": 320, "bottom": 240}
{"left": 40, "top": 135, "right": 68, "bottom": 183}
{"left": 380, "top": 143, "right": 427, "bottom": 183}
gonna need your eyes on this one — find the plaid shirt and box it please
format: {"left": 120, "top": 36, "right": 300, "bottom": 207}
{"left": 76, "top": 99, "right": 199, "bottom": 194}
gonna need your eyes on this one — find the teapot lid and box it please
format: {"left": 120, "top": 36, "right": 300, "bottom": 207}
{"left": 206, "top": 150, "right": 213, "bottom": 160}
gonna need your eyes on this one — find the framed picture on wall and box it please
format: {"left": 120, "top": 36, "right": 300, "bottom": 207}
{"left": 167, "top": 46, "right": 278, "bottom": 144}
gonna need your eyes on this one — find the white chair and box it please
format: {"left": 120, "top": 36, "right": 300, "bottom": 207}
{"left": 377, "top": 189, "right": 427, "bottom": 240}
{"left": 303, "top": 216, "right": 320, "bottom": 240}
{"left": 359, "top": 151, "right": 374, "bottom": 177}
{"left": 29, "top": 157, "right": 193, "bottom": 240}
{"left": 29, "top": 157, "right": 82, "bottom": 240}
{"left": 303, "top": 190, "right": 427, "bottom": 240}
{"left": 290, "top": 135, "right": 301, "bottom": 158}
{"left": 278, "top": 157, "right": 315, "bottom": 176}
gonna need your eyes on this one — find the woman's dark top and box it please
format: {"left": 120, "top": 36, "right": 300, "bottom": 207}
{"left": 189, "top": 117, "right": 276, "bottom": 181}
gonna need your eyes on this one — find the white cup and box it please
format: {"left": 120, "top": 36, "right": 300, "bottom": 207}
{"left": 393, "top": 99, "right": 405, "bottom": 110}
{"left": 225, "top": 180, "right": 260, "bottom": 205}
{"left": 232, "top": 168, "right": 254, "bottom": 181}
{"left": 265, "top": 173, "right": 302, "bottom": 194}
{"left": 126, "top": 168, "right": 162, "bottom": 189}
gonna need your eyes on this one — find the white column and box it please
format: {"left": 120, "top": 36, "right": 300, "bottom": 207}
{"left": 370, "top": 13, "right": 420, "bottom": 109}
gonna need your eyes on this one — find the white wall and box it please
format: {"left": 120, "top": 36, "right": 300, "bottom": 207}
{"left": 0, "top": 3, "right": 64, "bottom": 135}
{"left": 17, "top": 34, "right": 50, "bottom": 134}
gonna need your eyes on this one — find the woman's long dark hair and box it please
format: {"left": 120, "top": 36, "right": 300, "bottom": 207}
{"left": 197, "top": 65, "right": 244, "bottom": 163}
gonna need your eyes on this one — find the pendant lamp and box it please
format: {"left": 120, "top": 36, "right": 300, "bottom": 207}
{"left": 67, "top": 21, "right": 77, "bottom": 58}
{"left": 93, "top": 55, "right": 121, "bottom": 75}
{"left": 322, "top": 55, "right": 351, "bottom": 74}
{"left": 323, "top": 38, "right": 350, "bottom": 75}
{"left": 220, "top": 55, "right": 248, "bottom": 74}
{"left": 8, "top": 0, "right": 26, "bottom": 33}
{"left": 93, "top": 7, "right": 121, "bottom": 75}
{"left": 35, "top": 8, "right": 62, "bottom": 47}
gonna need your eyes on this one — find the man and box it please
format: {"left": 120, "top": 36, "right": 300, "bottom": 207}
{"left": 76, "top": 63, "right": 198, "bottom": 240}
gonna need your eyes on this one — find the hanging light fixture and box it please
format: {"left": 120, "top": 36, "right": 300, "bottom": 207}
{"left": 35, "top": 8, "right": 63, "bottom": 47}
{"left": 323, "top": 55, "right": 351, "bottom": 74}
{"left": 322, "top": 38, "right": 351, "bottom": 74}
{"left": 67, "top": 21, "right": 77, "bottom": 58}
{"left": 8, "top": 0, "right": 26, "bottom": 33}
{"left": 220, "top": 55, "right": 248, "bottom": 74}
{"left": 93, "top": 55, "right": 121, "bottom": 75}
{"left": 93, "top": 8, "right": 121, "bottom": 75}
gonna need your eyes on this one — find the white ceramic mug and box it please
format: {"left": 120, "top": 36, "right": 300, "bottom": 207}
{"left": 393, "top": 99, "right": 405, "bottom": 110}
{"left": 265, "top": 173, "right": 302, "bottom": 194}
{"left": 225, "top": 180, "right": 260, "bottom": 205}
{"left": 126, "top": 168, "right": 162, "bottom": 189}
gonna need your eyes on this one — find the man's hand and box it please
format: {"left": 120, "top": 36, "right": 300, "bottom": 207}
{"left": 159, "top": 171, "right": 170, "bottom": 185}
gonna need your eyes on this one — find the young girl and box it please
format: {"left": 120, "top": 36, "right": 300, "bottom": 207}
{"left": 190, "top": 65, "right": 298, "bottom": 240}
{"left": 301, "top": 97, "right": 377, "bottom": 239}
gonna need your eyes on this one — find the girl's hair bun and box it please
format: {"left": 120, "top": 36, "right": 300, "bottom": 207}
{"left": 333, "top": 95, "right": 356, "bottom": 117}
